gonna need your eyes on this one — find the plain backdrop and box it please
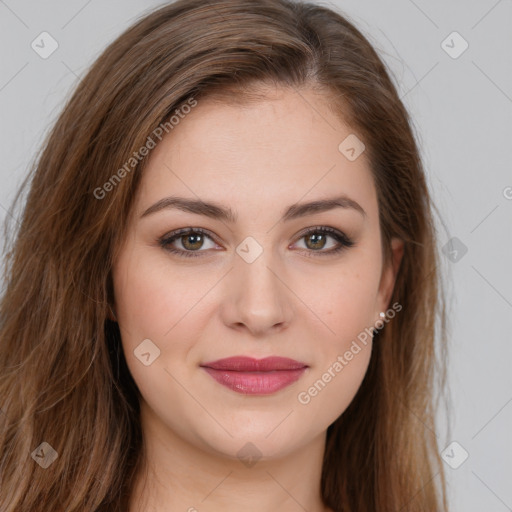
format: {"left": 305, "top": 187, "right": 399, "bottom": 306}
{"left": 0, "top": 1, "right": 511, "bottom": 510}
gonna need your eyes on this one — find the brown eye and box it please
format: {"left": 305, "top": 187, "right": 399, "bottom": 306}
{"left": 304, "top": 232, "right": 328, "bottom": 250}
{"left": 180, "top": 232, "right": 205, "bottom": 251}
{"left": 293, "top": 227, "right": 354, "bottom": 256}
{"left": 159, "top": 228, "right": 218, "bottom": 258}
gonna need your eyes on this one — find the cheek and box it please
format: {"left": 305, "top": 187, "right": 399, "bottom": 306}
{"left": 291, "top": 252, "right": 380, "bottom": 420}
{"left": 297, "top": 254, "right": 382, "bottom": 341}
{"left": 296, "top": 343, "right": 372, "bottom": 428}
{"left": 113, "top": 247, "right": 208, "bottom": 342}
{"left": 112, "top": 254, "right": 198, "bottom": 413}
{"left": 112, "top": 249, "right": 216, "bottom": 388}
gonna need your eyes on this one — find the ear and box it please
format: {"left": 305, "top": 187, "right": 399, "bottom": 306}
{"left": 376, "top": 237, "right": 404, "bottom": 315}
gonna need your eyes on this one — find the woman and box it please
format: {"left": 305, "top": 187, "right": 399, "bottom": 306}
{"left": 0, "top": 0, "right": 449, "bottom": 510}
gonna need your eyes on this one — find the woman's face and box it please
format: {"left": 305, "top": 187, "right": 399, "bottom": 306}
{"left": 112, "top": 85, "right": 402, "bottom": 460}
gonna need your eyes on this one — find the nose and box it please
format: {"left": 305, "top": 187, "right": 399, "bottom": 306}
{"left": 220, "top": 245, "right": 294, "bottom": 337}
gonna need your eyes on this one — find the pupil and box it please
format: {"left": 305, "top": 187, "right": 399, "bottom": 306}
{"left": 308, "top": 233, "right": 325, "bottom": 250}
{"left": 184, "top": 233, "right": 202, "bottom": 250}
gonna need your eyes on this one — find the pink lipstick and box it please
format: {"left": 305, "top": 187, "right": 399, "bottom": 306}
{"left": 200, "top": 356, "right": 308, "bottom": 395}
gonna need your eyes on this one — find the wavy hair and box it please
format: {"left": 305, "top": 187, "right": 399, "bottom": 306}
{"left": 0, "top": 0, "right": 449, "bottom": 510}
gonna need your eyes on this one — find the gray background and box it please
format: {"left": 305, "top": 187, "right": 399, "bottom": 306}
{"left": 1, "top": 1, "right": 511, "bottom": 510}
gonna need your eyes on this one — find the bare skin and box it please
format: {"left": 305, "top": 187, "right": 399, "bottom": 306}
{"left": 112, "top": 84, "right": 404, "bottom": 512}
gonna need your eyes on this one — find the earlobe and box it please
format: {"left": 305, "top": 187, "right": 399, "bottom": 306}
{"left": 378, "top": 237, "right": 404, "bottom": 312}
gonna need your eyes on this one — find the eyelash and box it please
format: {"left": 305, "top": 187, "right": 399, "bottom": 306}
{"left": 158, "top": 226, "right": 354, "bottom": 259}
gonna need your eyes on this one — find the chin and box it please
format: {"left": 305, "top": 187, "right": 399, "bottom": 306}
{"left": 192, "top": 416, "right": 318, "bottom": 462}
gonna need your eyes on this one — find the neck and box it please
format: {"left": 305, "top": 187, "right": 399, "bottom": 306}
{"left": 129, "top": 399, "right": 332, "bottom": 512}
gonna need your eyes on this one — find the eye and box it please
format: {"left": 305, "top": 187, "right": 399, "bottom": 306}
{"left": 159, "top": 228, "right": 219, "bottom": 258}
{"left": 291, "top": 226, "right": 354, "bottom": 257}
{"left": 158, "top": 226, "right": 354, "bottom": 259}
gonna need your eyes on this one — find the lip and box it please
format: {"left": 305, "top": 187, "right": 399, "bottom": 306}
{"left": 200, "top": 356, "right": 308, "bottom": 395}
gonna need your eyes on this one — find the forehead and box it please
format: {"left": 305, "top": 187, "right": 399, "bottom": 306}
{"left": 134, "top": 86, "right": 378, "bottom": 221}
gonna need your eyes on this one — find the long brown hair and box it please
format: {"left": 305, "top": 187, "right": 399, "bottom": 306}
{"left": 0, "top": 0, "right": 449, "bottom": 510}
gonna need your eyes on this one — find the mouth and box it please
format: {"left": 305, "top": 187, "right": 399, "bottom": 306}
{"left": 200, "top": 356, "right": 309, "bottom": 395}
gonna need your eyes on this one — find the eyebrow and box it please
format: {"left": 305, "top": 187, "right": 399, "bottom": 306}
{"left": 140, "top": 194, "right": 366, "bottom": 222}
